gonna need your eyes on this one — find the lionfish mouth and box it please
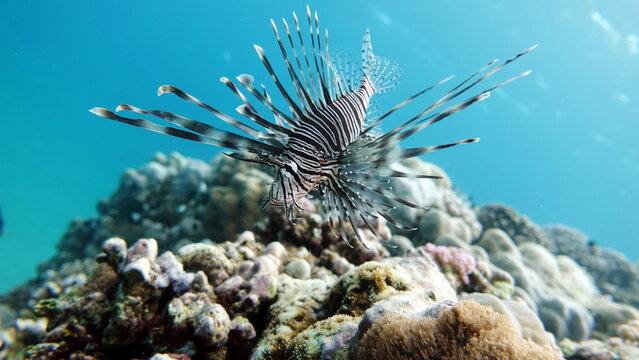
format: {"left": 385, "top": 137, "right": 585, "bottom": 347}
{"left": 90, "top": 6, "right": 535, "bottom": 249}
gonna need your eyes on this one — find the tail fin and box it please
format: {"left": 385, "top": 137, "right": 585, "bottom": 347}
{"left": 362, "top": 29, "right": 402, "bottom": 93}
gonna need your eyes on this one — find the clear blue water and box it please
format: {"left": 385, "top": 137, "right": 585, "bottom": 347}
{"left": 1, "top": 0, "right": 637, "bottom": 293}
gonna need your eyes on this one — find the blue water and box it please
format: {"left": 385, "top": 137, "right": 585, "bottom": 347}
{"left": 1, "top": 0, "right": 637, "bottom": 293}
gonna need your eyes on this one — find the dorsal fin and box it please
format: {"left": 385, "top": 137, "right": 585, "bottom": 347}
{"left": 361, "top": 29, "right": 402, "bottom": 94}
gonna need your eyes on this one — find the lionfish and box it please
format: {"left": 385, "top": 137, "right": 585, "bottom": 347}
{"left": 91, "top": 6, "right": 534, "bottom": 248}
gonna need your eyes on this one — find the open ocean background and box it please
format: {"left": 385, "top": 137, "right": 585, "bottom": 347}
{"left": 1, "top": 0, "right": 637, "bottom": 293}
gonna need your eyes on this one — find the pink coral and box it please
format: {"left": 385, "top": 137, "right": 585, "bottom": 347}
{"left": 422, "top": 243, "right": 476, "bottom": 284}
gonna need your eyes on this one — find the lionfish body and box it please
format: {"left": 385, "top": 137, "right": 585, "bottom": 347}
{"left": 92, "top": 6, "right": 534, "bottom": 248}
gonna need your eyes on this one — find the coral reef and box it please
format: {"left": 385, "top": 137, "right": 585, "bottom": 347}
{"left": 543, "top": 224, "right": 639, "bottom": 309}
{"left": 473, "top": 205, "right": 639, "bottom": 342}
{"left": 37, "top": 152, "right": 273, "bottom": 274}
{"left": 477, "top": 203, "right": 553, "bottom": 249}
{"left": 1, "top": 152, "right": 639, "bottom": 360}
{"left": 479, "top": 206, "right": 639, "bottom": 310}
{"left": 560, "top": 319, "right": 639, "bottom": 359}
{"left": 388, "top": 159, "right": 481, "bottom": 243}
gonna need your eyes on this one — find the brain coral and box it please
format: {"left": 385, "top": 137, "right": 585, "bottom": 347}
{"left": 357, "top": 300, "right": 562, "bottom": 360}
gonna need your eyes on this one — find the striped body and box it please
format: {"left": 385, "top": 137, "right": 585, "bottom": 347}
{"left": 272, "top": 76, "right": 375, "bottom": 208}
{"left": 91, "top": 6, "right": 534, "bottom": 248}
{"left": 289, "top": 76, "right": 374, "bottom": 156}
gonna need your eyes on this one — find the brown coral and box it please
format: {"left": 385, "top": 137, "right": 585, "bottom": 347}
{"left": 357, "top": 300, "right": 561, "bottom": 360}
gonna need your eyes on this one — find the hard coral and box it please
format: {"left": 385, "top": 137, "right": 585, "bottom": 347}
{"left": 287, "top": 314, "right": 358, "bottom": 360}
{"left": 560, "top": 318, "right": 639, "bottom": 359}
{"left": 358, "top": 300, "right": 562, "bottom": 360}
{"left": 329, "top": 262, "right": 411, "bottom": 317}
{"left": 251, "top": 277, "right": 336, "bottom": 360}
